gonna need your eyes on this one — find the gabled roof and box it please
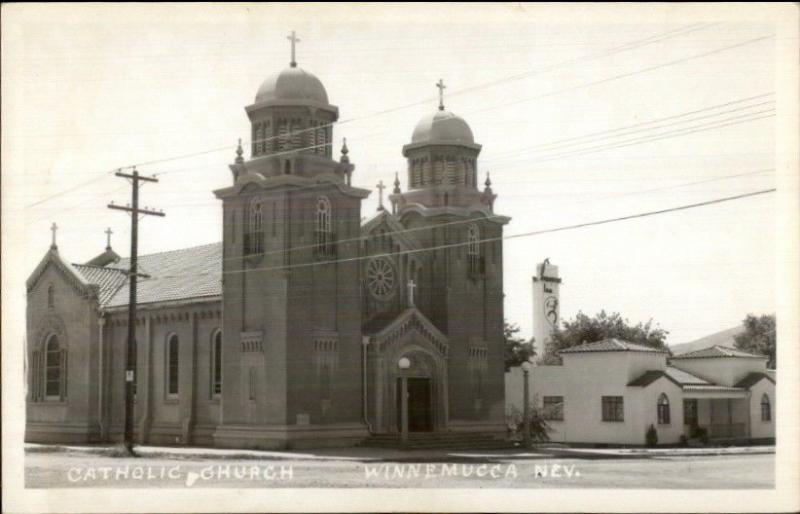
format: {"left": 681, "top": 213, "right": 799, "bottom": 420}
{"left": 27, "top": 247, "right": 97, "bottom": 297}
{"left": 558, "top": 338, "right": 668, "bottom": 354}
{"left": 627, "top": 366, "right": 710, "bottom": 388}
{"left": 366, "top": 307, "right": 449, "bottom": 358}
{"left": 72, "top": 264, "right": 127, "bottom": 306}
{"left": 671, "top": 345, "right": 766, "bottom": 360}
{"left": 734, "top": 372, "right": 775, "bottom": 389}
{"left": 361, "top": 209, "right": 423, "bottom": 253}
{"left": 105, "top": 242, "right": 222, "bottom": 308}
{"left": 665, "top": 365, "right": 710, "bottom": 385}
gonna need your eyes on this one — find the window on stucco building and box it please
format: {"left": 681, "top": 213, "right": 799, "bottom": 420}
{"left": 761, "top": 394, "right": 771, "bottom": 421}
{"left": 602, "top": 396, "right": 624, "bottom": 422}
{"left": 657, "top": 393, "right": 671, "bottom": 424}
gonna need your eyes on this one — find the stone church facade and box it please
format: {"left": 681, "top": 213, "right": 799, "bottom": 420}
{"left": 25, "top": 41, "right": 510, "bottom": 449}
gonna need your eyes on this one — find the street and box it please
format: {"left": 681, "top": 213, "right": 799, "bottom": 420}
{"left": 25, "top": 447, "right": 774, "bottom": 489}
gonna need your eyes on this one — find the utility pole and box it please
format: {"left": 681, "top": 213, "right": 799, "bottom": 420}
{"left": 108, "top": 167, "right": 164, "bottom": 455}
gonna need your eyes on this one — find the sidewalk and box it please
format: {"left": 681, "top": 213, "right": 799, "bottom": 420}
{"left": 25, "top": 442, "right": 773, "bottom": 462}
{"left": 540, "top": 445, "right": 775, "bottom": 459}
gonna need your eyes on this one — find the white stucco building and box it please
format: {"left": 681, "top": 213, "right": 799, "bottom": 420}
{"left": 506, "top": 339, "right": 775, "bottom": 445}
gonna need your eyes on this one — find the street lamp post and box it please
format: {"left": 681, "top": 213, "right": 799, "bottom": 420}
{"left": 398, "top": 357, "right": 411, "bottom": 445}
{"left": 521, "top": 361, "right": 532, "bottom": 448}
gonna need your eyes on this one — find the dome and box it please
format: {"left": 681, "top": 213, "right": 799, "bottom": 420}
{"left": 254, "top": 66, "right": 329, "bottom": 105}
{"left": 411, "top": 109, "right": 474, "bottom": 145}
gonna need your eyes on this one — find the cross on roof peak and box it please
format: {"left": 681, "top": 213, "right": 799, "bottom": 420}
{"left": 105, "top": 227, "right": 113, "bottom": 249}
{"left": 376, "top": 180, "right": 386, "bottom": 211}
{"left": 287, "top": 30, "right": 301, "bottom": 67}
{"left": 436, "top": 79, "right": 446, "bottom": 111}
{"left": 50, "top": 222, "right": 58, "bottom": 249}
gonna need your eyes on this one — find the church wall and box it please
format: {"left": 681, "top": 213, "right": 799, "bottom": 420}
{"left": 285, "top": 191, "right": 365, "bottom": 429}
{"left": 104, "top": 302, "right": 222, "bottom": 445}
{"left": 26, "top": 263, "right": 102, "bottom": 443}
{"left": 396, "top": 213, "right": 506, "bottom": 432}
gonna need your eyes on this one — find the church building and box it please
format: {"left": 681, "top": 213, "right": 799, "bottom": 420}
{"left": 25, "top": 34, "right": 510, "bottom": 449}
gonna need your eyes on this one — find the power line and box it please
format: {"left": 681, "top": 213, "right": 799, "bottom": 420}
{"left": 484, "top": 93, "right": 773, "bottom": 161}
{"left": 19, "top": 27, "right": 766, "bottom": 209}
{"left": 143, "top": 188, "right": 775, "bottom": 281}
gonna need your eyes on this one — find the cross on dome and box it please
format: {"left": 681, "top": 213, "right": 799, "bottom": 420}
{"left": 436, "top": 79, "right": 446, "bottom": 111}
{"left": 105, "top": 227, "right": 113, "bottom": 250}
{"left": 287, "top": 30, "right": 301, "bottom": 68}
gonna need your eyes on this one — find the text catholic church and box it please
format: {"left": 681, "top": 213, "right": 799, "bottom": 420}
{"left": 25, "top": 34, "right": 510, "bottom": 448}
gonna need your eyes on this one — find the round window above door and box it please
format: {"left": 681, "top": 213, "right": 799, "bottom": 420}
{"left": 367, "top": 257, "right": 397, "bottom": 301}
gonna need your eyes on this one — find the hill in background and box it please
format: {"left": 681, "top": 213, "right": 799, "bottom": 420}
{"left": 669, "top": 326, "right": 744, "bottom": 355}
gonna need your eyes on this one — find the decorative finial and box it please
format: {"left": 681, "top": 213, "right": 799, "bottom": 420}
{"left": 105, "top": 227, "right": 113, "bottom": 250}
{"left": 484, "top": 171, "right": 493, "bottom": 193}
{"left": 287, "top": 30, "right": 301, "bottom": 68}
{"left": 393, "top": 171, "right": 401, "bottom": 194}
{"left": 235, "top": 138, "right": 244, "bottom": 164}
{"left": 376, "top": 180, "right": 386, "bottom": 211}
{"left": 436, "top": 79, "right": 446, "bottom": 111}
{"left": 50, "top": 222, "right": 58, "bottom": 250}
{"left": 340, "top": 137, "right": 349, "bottom": 163}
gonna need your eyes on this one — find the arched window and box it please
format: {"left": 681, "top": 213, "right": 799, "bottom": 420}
{"left": 657, "top": 393, "right": 670, "bottom": 424}
{"left": 246, "top": 200, "right": 263, "bottom": 255}
{"left": 167, "top": 334, "right": 179, "bottom": 398}
{"left": 45, "top": 334, "right": 64, "bottom": 400}
{"left": 467, "top": 223, "right": 481, "bottom": 276}
{"left": 47, "top": 284, "right": 55, "bottom": 309}
{"left": 315, "top": 196, "right": 333, "bottom": 257}
{"left": 761, "top": 394, "right": 771, "bottom": 421}
{"left": 255, "top": 123, "right": 263, "bottom": 155}
{"left": 211, "top": 330, "right": 222, "bottom": 397}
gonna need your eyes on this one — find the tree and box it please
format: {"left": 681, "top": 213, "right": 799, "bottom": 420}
{"left": 504, "top": 321, "right": 535, "bottom": 371}
{"left": 540, "top": 310, "right": 669, "bottom": 364}
{"left": 733, "top": 314, "right": 776, "bottom": 368}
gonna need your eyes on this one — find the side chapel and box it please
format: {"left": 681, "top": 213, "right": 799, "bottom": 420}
{"left": 25, "top": 33, "right": 510, "bottom": 448}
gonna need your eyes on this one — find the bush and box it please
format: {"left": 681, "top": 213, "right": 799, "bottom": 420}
{"left": 506, "top": 404, "right": 551, "bottom": 445}
{"left": 646, "top": 424, "right": 658, "bottom": 447}
{"left": 689, "top": 425, "right": 709, "bottom": 444}
{"left": 679, "top": 434, "right": 688, "bottom": 446}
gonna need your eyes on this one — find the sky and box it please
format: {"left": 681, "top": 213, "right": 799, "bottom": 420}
{"left": 2, "top": 4, "right": 789, "bottom": 345}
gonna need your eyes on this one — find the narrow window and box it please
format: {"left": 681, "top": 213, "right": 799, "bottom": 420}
{"left": 316, "top": 196, "right": 333, "bottom": 257}
{"left": 255, "top": 123, "right": 263, "bottom": 155}
{"left": 246, "top": 200, "right": 263, "bottom": 255}
{"left": 602, "top": 396, "right": 624, "bottom": 422}
{"left": 543, "top": 396, "right": 564, "bottom": 421}
{"left": 167, "top": 334, "right": 179, "bottom": 398}
{"left": 45, "top": 334, "right": 62, "bottom": 399}
{"left": 467, "top": 223, "right": 480, "bottom": 276}
{"left": 212, "top": 330, "right": 222, "bottom": 397}
{"left": 761, "top": 394, "right": 771, "bottom": 421}
{"left": 657, "top": 393, "right": 670, "bottom": 424}
{"left": 47, "top": 284, "right": 55, "bottom": 309}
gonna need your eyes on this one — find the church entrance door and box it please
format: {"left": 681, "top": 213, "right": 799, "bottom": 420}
{"left": 397, "top": 377, "right": 432, "bottom": 432}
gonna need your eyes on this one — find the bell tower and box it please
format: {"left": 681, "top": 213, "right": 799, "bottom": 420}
{"left": 389, "top": 81, "right": 510, "bottom": 427}
{"left": 213, "top": 33, "right": 370, "bottom": 449}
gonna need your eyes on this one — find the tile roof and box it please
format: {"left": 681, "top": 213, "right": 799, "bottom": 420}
{"left": 93, "top": 242, "right": 222, "bottom": 309}
{"left": 72, "top": 264, "right": 128, "bottom": 306}
{"left": 627, "top": 366, "right": 710, "bottom": 388}
{"left": 671, "top": 345, "right": 766, "bottom": 360}
{"left": 682, "top": 384, "right": 747, "bottom": 393}
{"left": 558, "top": 338, "right": 668, "bottom": 354}
{"left": 734, "top": 372, "right": 775, "bottom": 389}
{"left": 627, "top": 370, "right": 668, "bottom": 387}
{"left": 664, "top": 365, "right": 710, "bottom": 385}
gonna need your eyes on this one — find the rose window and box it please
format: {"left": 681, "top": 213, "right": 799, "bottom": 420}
{"left": 367, "top": 257, "right": 396, "bottom": 300}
